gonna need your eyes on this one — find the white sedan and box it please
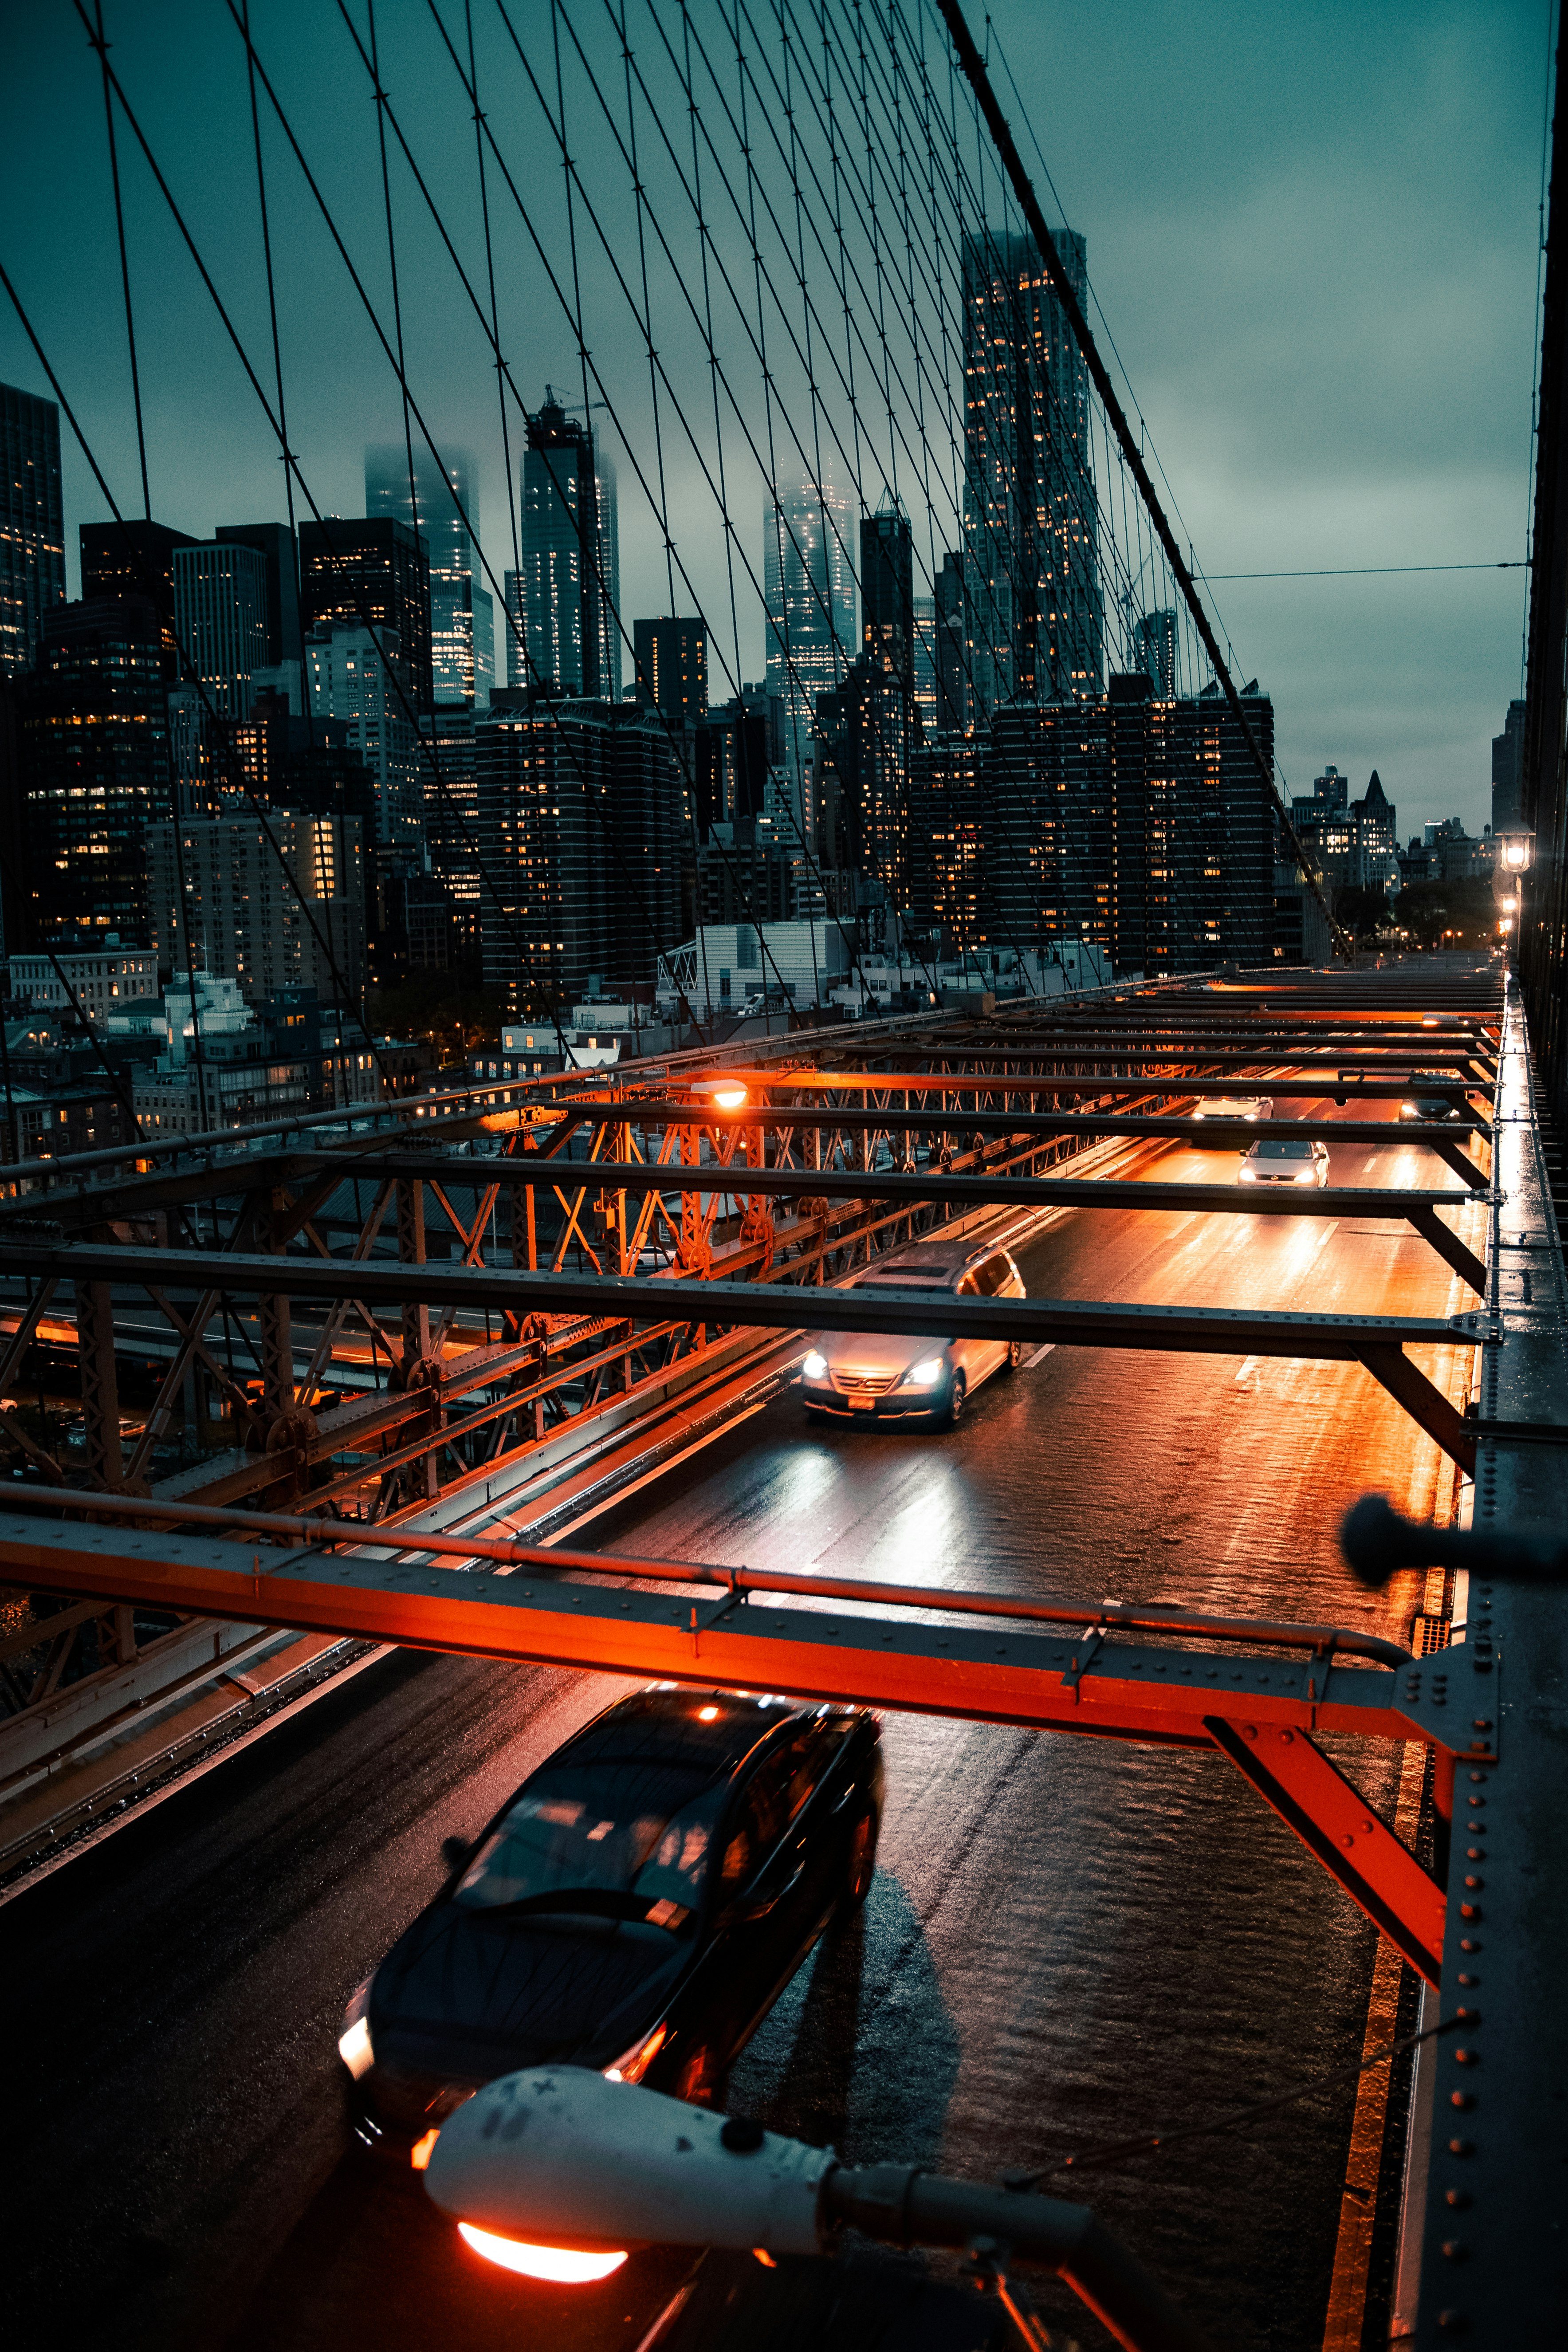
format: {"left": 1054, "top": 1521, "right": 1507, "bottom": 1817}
{"left": 1193, "top": 1094, "right": 1273, "bottom": 1122}
{"left": 1238, "top": 1137, "right": 1331, "bottom": 1188}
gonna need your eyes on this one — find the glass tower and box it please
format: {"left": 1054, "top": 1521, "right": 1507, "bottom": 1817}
{"left": 962, "top": 228, "right": 1103, "bottom": 715}
{"left": 0, "top": 382, "right": 65, "bottom": 677}
{"left": 365, "top": 443, "right": 490, "bottom": 708}
{"left": 519, "top": 391, "right": 619, "bottom": 701}
{"left": 763, "top": 472, "right": 856, "bottom": 769}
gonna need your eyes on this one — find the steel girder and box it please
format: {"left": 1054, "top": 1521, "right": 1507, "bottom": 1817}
{"left": 0, "top": 1238, "right": 1484, "bottom": 1471}
{"left": 1408, "top": 988, "right": 1568, "bottom": 2345}
{"left": 0, "top": 1506, "right": 1478, "bottom": 1987}
{"left": 303, "top": 1158, "right": 1490, "bottom": 1294}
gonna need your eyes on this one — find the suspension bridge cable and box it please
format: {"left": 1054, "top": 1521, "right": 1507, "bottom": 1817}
{"left": 935, "top": 0, "right": 1347, "bottom": 960}
{"left": 87, "top": 0, "right": 150, "bottom": 523}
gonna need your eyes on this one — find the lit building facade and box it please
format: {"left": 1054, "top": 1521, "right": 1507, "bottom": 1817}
{"left": 365, "top": 444, "right": 491, "bottom": 708}
{"left": 305, "top": 621, "right": 421, "bottom": 853}
{"left": 173, "top": 541, "right": 270, "bottom": 720}
{"left": 299, "top": 516, "right": 432, "bottom": 712}
{"left": 764, "top": 473, "right": 856, "bottom": 769}
{"left": 519, "top": 393, "right": 620, "bottom": 700}
{"left": 476, "top": 694, "right": 682, "bottom": 1013}
{"left": 16, "top": 595, "right": 170, "bottom": 947}
{"left": 0, "top": 382, "right": 65, "bottom": 678}
{"left": 962, "top": 228, "right": 1102, "bottom": 716}
{"left": 148, "top": 809, "right": 365, "bottom": 1004}
{"left": 633, "top": 616, "right": 708, "bottom": 728}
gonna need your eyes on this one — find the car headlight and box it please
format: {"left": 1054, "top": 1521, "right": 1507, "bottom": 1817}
{"left": 339, "top": 1975, "right": 376, "bottom": 2077}
{"left": 901, "top": 1357, "right": 945, "bottom": 1387}
{"left": 1399, "top": 1101, "right": 1417, "bottom": 1119}
{"left": 1294, "top": 1168, "right": 1317, "bottom": 1184}
{"left": 338, "top": 2014, "right": 374, "bottom": 2079}
{"left": 1239, "top": 1167, "right": 1258, "bottom": 1182}
{"left": 802, "top": 1349, "right": 828, "bottom": 1381}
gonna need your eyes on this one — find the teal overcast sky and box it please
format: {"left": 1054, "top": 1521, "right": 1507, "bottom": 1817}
{"left": 0, "top": 0, "right": 1549, "bottom": 839}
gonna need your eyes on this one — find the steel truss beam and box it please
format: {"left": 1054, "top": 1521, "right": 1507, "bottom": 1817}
{"left": 723, "top": 1065, "right": 1490, "bottom": 1095}
{"left": 0, "top": 1239, "right": 1483, "bottom": 1470}
{"left": 315, "top": 1159, "right": 1490, "bottom": 1294}
{"left": 0, "top": 1507, "right": 1482, "bottom": 1985}
{"left": 0, "top": 1113, "right": 1491, "bottom": 1235}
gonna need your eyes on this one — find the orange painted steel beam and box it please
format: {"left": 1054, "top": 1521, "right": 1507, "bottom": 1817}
{"left": 0, "top": 1515, "right": 1486, "bottom": 1767}
{"left": 1207, "top": 1716, "right": 1445, "bottom": 1983}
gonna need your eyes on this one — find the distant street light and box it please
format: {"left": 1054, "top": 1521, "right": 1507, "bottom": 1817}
{"left": 423, "top": 2067, "right": 1213, "bottom": 2352}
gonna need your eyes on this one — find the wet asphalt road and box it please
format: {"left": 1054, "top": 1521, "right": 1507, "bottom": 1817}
{"left": 3, "top": 1109, "right": 1477, "bottom": 2352}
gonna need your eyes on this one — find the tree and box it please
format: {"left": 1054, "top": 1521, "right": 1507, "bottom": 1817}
{"left": 1330, "top": 885, "right": 1395, "bottom": 942}
{"left": 1392, "top": 876, "right": 1498, "bottom": 950}
{"left": 370, "top": 970, "right": 507, "bottom": 1060}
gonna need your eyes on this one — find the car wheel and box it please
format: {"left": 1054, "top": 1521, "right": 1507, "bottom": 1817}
{"left": 1004, "top": 1340, "right": 1024, "bottom": 1373}
{"left": 943, "top": 1372, "right": 967, "bottom": 1428}
{"left": 841, "top": 1807, "right": 879, "bottom": 1910}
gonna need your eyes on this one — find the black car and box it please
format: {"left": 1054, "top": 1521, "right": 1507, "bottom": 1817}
{"left": 1399, "top": 1069, "right": 1462, "bottom": 1122}
{"left": 340, "top": 1685, "right": 883, "bottom": 2164}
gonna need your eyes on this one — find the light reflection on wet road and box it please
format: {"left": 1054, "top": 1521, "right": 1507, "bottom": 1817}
{"left": 1, "top": 1107, "right": 1476, "bottom": 2351}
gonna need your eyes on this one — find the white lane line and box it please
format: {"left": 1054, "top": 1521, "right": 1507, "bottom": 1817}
{"left": 1235, "top": 1355, "right": 1258, "bottom": 1384}
{"left": 1023, "top": 1341, "right": 1057, "bottom": 1368}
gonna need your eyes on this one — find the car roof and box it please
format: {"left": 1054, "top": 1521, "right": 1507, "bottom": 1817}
{"left": 554, "top": 1685, "right": 811, "bottom": 1782}
{"left": 861, "top": 1236, "right": 1013, "bottom": 1281}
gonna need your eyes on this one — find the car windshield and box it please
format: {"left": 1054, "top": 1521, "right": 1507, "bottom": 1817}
{"left": 1251, "top": 1139, "right": 1313, "bottom": 1159}
{"left": 453, "top": 1763, "right": 726, "bottom": 1924}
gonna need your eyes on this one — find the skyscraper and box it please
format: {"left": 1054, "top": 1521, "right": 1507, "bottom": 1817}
{"left": 962, "top": 228, "right": 1102, "bottom": 715}
{"left": 764, "top": 474, "right": 856, "bottom": 766}
{"left": 860, "top": 500, "right": 914, "bottom": 694}
{"left": 0, "top": 383, "right": 65, "bottom": 677}
{"left": 173, "top": 542, "right": 270, "bottom": 719}
{"left": 16, "top": 595, "right": 170, "bottom": 945}
{"left": 519, "top": 391, "right": 618, "bottom": 700}
{"left": 597, "top": 447, "right": 621, "bottom": 700}
{"left": 79, "top": 517, "right": 196, "bottom": 680}
{"left": 476, "top": 694, "right": 682, "bottom": 1013}
{"left": 305, "top": 621, "right": 421, "bottom": 852}
{"left": 365, "top": 444, "right": 491, "bottom": 708}
{"left": 1132, "top": 608, "right": 1177, "bottom": 698}
{"left": 633, "top": 617, "right": 708, "bottom": 726}
{"left": 215, "top": 522, "right": 301, "bottom": 669}
{"left": 503, "top": 569, "right": 525, "bottom": 688}
{"left": 298, "top": 516, "right": 432, "bottom": 711}
{"left": 1493, "top": 699, "right": 1527, "bottom": 833}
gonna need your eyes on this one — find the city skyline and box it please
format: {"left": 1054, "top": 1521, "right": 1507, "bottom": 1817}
{"left": 1, "top": 2, "right": 1537, "bottom": 840}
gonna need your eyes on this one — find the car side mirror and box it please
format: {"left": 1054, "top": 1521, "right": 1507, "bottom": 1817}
{"left": 441, "top": 1835, "right": 472, "bottom": 1873}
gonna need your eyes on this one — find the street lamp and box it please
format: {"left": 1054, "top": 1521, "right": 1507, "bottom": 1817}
{"left": 688, "top": 1075, "right": 750, "bottom": 1112}
{"left": 1497, "top": 827, "right": 1535, "bottom": 875}
{"left": 423, "top": 2067, "right": 1213, "bottom": 2352}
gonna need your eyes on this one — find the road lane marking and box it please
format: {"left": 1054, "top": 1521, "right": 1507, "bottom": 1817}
{"left": 1235, "top": 1356, "right": 1258, "bottom": 1384}
{"left": 1023, "top": 1342, "right": 1057, "bottom": 1368}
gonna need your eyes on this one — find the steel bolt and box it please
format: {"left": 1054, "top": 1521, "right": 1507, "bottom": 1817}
{"left": 1473, "top": 1718, "right": 1492, "bottom": 1731}
{"left": 1447, "top": 2138, "right": 1473, "bottom": 2155}
{"left": 1450, "top": 2092, "right": 1474, "bottom": 2109}
{"left": 1441, "top": 2241, "right": 1468, "bottom": 2261}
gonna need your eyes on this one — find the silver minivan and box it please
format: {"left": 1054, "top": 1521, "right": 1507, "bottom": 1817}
{"left": 798, "top": 1236, "right": 1026, "bottom": 1429}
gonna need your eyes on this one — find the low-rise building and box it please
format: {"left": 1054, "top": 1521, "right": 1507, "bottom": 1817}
{"left": 9, "top": 946, "right": 158, "bottom": 1023}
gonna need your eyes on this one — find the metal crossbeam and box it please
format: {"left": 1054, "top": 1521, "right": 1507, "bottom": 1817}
{"left": 0, "top": 1238, "right": 1482, "bottom": 1469}
{"left": 0, "top": 1513, "right": 1484, "bottom": 1764}
{"left": 309, "top": 1159, "right": 1489, "bottom": 1292}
